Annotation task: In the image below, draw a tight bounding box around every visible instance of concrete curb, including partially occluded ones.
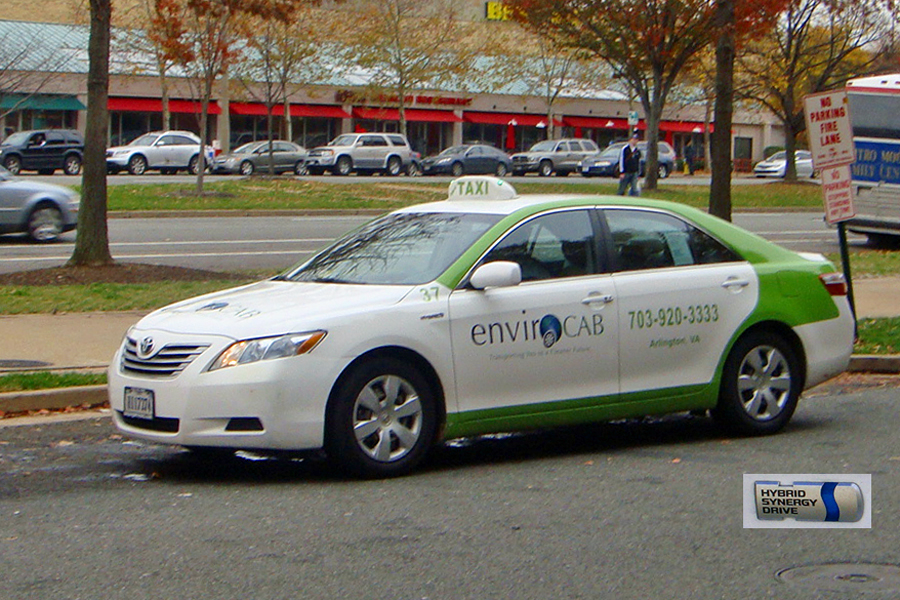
[1,355,898,415]
[0,385,107,414]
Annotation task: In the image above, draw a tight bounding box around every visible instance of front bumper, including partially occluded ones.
[304,155,336,168]
[108,329,338,451]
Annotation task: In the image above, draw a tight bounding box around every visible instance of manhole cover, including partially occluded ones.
[0,359,51,369]
[777,563,900,592]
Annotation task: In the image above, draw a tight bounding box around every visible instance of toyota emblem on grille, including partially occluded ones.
[139,336,155,357]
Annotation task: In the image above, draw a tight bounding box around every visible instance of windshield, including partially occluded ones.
[282,212,502,285]
[599,146,621,158]
[1,132,30,146]
[768,151,787,161]
[328,134,358,147]
[439,146,466,156]
[529,141,557,152]
[130,134,160,147]
[232,142,258,154]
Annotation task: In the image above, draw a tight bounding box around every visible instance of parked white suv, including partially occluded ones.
[304,133,416,176]
[107,131,211,175]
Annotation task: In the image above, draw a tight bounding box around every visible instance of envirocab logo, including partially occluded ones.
[470,313,604,348]
[742,474,871,529]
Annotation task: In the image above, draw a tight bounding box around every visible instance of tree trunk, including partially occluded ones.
[69,0,113,267]
[284,97,293,143]
[709,0,735,222]
[267,107,275,176]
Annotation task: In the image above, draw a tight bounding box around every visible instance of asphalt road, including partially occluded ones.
[1,375,898,599]
[0,211,868,276]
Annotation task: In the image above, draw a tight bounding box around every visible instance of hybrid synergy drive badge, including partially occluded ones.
[743,474,871,529]
[755,481,864,522]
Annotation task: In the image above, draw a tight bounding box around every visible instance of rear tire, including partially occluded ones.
[385,156,402,176]
[294,161,307,176]
[63,154,82,175]
[188,155,200,175]
[712,330,801,436]
[325,357,437,478]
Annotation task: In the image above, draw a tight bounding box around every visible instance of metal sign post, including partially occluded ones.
[804,91,858,321]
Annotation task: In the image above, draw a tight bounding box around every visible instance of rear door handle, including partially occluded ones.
[722,277,751,290]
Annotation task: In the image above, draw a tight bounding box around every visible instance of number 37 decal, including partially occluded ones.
[420,286,440,302]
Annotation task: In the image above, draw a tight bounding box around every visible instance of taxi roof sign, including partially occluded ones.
[447,176,518,201]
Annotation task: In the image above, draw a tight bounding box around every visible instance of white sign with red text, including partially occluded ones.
[804,91,855,169]
[821,164,856,224]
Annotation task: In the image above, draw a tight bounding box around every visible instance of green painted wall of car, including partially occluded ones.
[442,382,715,440]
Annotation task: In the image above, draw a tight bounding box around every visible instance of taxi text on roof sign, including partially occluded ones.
[447,176,518,201]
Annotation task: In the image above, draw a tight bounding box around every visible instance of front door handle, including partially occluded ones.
[582,292,614,306]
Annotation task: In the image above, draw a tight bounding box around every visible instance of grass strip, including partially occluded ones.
[0,371,107,393]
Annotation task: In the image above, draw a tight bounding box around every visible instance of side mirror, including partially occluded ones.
[469,261,522,290]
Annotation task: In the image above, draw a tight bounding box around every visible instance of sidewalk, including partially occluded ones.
[1,277,899,413]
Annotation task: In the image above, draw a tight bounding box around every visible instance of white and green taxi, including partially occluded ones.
[109,177,854,477]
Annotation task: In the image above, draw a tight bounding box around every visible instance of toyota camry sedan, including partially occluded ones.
[109,177,854,477]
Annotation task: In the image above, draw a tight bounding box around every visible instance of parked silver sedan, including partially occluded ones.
[753,150,816,178]
[212,140,308,176]
[0,166,79,242]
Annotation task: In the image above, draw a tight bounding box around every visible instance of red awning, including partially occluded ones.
[465,111,562,127]
[564,116,631,129]
[229,102,284,116]
[660,121,713,133]
[291,104,351,118]
[108,97,221,114]
[352,107,461,122]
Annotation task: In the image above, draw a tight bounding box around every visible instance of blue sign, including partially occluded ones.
[852,139,900,185]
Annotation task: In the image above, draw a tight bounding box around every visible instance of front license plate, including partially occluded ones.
[123,387,155,420]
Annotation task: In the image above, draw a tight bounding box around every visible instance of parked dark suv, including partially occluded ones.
[0,129,84,175]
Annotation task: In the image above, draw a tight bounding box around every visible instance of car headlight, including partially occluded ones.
[208,330,326,371]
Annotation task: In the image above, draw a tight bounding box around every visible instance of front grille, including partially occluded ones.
[121,337,209,378]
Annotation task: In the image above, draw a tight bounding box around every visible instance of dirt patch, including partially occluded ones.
[0,263,246,286]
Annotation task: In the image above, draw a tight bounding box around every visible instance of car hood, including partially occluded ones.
[0,177,77,198]
[135,279,413,339]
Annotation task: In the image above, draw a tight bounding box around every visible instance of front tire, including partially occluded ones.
[658,164,670,179]
[334,155,353,176]
[451,161,464,177]
[326,358,437,478]
[63,154,82,175]
[712,331,801,436]
[406,162,421,177]
[4,155,22,175]
[294,161,307,176]
[27,204,64,243]
[127,155,147,175]
[538,160,553,177]
[240,160,255,176]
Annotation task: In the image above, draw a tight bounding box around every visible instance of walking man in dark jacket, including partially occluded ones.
[617,132,642,196]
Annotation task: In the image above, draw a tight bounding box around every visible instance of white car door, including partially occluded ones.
[449,209,620,415]
[603,208,758,395]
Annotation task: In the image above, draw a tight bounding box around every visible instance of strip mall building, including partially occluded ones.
[0,16,786,170]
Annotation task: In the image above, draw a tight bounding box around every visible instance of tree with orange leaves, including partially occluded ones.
[506,0,786,200]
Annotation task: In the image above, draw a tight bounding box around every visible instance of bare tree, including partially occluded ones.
[232,3,326,174]
[738,0,894,182]
[340,0,481,136]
